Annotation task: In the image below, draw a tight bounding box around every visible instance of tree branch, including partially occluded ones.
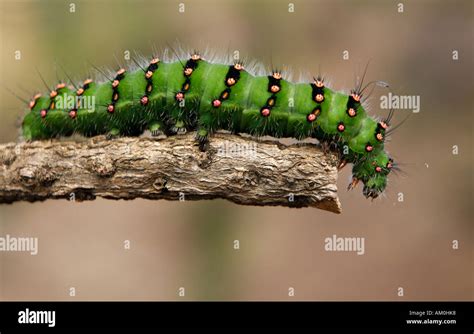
[0,133,341,213]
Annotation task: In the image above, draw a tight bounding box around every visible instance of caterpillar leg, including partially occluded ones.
[170,120,187,135]
[148,121,166,137]
[337,159,348,170]
[347,177,360,191]
[106,127,121,140]
[194,103,239,151]
[196,128,209,152]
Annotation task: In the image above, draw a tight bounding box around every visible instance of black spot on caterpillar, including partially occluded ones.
[22,51,397,199]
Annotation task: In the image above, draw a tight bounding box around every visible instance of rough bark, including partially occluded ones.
[0,133,341,213]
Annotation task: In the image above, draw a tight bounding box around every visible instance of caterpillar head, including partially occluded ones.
[363,173,387,199]
[352,150,393,199]
[364,153,393,199]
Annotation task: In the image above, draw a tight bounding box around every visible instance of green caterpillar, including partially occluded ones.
[22,51,395,199]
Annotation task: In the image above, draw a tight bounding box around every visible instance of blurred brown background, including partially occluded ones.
[0,0,472,300]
